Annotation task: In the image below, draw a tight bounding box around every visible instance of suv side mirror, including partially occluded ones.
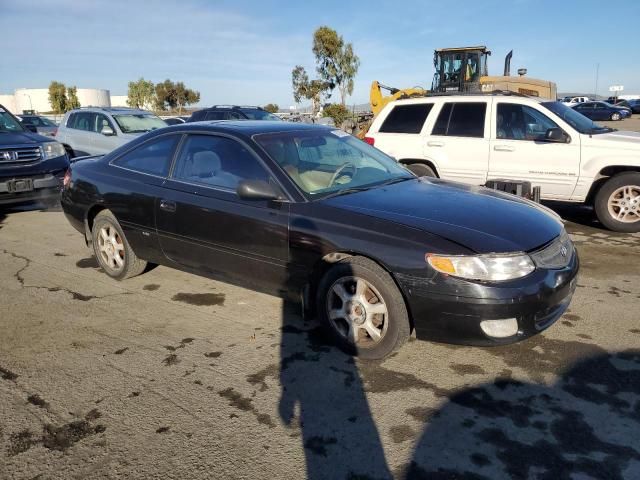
[544,127,569,143]
[101,125,115,136]
[236,179,280,201]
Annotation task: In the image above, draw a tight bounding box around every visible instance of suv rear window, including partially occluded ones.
[432,102,486,138]
[379,104,433,133]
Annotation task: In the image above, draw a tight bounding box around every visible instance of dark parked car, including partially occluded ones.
[18,114,58,137]
[572,101,631,121]
[0,105,69,206]
[188,105,281,122]
[61,122,578,359]
[615,99,640,114]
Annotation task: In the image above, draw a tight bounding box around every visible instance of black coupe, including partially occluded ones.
[61,121,578,358]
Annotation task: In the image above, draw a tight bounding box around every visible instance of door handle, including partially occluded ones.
[427,141,445,147]
[159,200,176,213]
[493,145,515,152]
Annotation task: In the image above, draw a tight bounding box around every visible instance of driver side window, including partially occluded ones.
[496,104,560,141]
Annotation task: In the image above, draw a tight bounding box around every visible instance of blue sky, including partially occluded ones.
[2,0,639,107]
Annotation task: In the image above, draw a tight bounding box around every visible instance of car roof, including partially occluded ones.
[67,107,151,115]
[389,92,544,106]
[159,120,334,136]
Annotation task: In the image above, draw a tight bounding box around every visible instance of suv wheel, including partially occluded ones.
[317,256,410,359]
[406,163,436,178]
[91,210,147,279]
[594,173,640,232]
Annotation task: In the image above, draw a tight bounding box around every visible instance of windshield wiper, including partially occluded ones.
[375,176,413,187]
[320,185,375,200]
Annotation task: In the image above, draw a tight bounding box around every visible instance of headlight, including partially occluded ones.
[427,252,535,281]
[41,142,66,160]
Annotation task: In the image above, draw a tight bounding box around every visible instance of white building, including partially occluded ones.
[0,88,111,114]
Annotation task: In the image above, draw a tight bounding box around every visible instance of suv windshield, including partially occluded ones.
[113,114,167,134]
[255,129,413,199]
[541,101,611,134]
[0,108,26,132]
[241,109,281,121]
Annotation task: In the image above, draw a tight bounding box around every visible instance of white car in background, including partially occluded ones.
[560,96,591,106]
[55,107,167,157]
[364,93,640,232]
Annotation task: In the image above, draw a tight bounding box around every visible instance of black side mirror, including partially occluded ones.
[545,127,569,143]
[236,179,281,201]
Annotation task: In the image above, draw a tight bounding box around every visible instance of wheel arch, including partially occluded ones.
[398,158,440,177]
[304,250,416,333]
[84,204,108,246]
[586,167,640,204]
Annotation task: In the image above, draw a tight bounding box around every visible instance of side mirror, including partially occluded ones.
[236,179,281,201]
[101,125,115,136]
[544,127,569,143]
[25,124,38,133]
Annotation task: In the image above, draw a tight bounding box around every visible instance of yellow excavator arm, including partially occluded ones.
[370,81,428,116]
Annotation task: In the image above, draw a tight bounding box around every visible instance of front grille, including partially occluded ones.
[530,230,574,269]
[0,146,42,164]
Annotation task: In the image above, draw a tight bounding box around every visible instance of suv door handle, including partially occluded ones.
[493,145,515,152]
[159,200,176,213]
[427,141,445,147]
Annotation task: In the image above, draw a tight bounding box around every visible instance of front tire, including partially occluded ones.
[91,210,147,279]
[406,163,436,178]
[594,173,640,232]
[610,112,621,121]
[316,256,410,359]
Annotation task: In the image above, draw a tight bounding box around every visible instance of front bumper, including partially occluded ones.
[0,171,64,205]
[397,252,579,346]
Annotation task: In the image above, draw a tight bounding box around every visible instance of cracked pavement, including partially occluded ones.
[0,206,639,479]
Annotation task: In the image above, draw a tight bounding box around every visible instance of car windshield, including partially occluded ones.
[241,109,281,121]
[255,129,414,199]
[0,109,25,132]
[541,101,611,134]
[113,114,167,133]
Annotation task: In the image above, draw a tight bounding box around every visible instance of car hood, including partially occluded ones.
[585,130,640,151]
[323,178,563,253]
[0,131,52,145]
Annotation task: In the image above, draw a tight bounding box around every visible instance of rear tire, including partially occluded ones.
[594,173,640,232]
[316,256,410,359]
[610,112,621,121]
[406,163,436,178]
[91,210,147,279]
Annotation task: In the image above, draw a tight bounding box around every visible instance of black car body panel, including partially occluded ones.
[0,107,69,205]
[61,121,578,346]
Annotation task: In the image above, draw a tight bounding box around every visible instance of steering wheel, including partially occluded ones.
[328,162,356,187]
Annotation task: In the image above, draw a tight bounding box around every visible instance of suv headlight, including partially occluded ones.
[41,142,66,160]
[427,252,535,281]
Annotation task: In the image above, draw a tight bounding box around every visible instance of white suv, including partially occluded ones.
[56,107,167,158]
[365,93,640,232]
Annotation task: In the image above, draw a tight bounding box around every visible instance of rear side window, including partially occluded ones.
[205,111,226,120]
[67,112,96,131]
[379,104,433,133]
[432,102,486,138]
[112,135,179,177]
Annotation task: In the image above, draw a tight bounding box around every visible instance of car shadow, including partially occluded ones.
[542,201,606,232]
[405,350,640,479]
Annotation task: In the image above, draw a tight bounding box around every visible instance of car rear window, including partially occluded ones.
[379,104,433,133]
[432,102,486,138]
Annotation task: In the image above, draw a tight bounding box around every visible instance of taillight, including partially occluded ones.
[363,136,375,146]
[63,169,72,188]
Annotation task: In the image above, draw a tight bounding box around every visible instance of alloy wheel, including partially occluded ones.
[607,185,640,223]
[97,223,125,271]
[326,276,389,347]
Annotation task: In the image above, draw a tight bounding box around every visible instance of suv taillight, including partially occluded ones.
[364,136,375,146]
[63,169,72,188]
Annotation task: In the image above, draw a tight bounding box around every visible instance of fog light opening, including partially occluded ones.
[480,318,519,338]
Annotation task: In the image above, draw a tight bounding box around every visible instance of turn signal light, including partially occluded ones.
[363,136,375,146]
[63,169,72,188]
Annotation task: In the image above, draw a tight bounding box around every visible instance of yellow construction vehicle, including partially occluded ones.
[368,46,557,119]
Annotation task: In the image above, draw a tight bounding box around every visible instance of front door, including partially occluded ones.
[93,113,120,154]
[156,133,289,294]
[489,102,580,200]
[423,101,490,185]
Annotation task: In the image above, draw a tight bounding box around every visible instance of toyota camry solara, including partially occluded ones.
[61,121,579,359]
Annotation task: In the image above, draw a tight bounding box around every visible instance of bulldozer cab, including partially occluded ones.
[432,46,490,93]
